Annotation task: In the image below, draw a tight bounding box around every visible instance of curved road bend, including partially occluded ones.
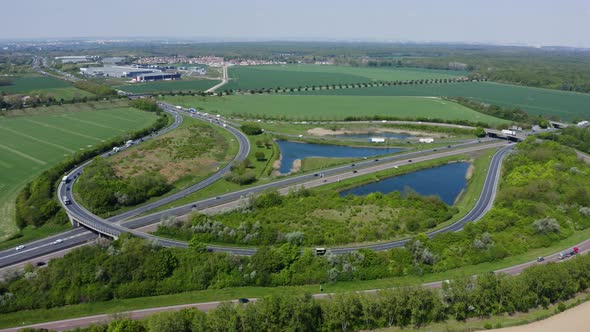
[0,102,249,268]
[4,231,589,332]
[0,140,508,268]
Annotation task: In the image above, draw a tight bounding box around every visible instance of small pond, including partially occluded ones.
[339,162,470,205]
[276,140,402,174]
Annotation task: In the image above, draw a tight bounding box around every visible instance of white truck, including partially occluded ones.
[501,129,516,136]
[125,140,134,147]
[63,196,71,205]
[62,175,69,183]
[112,147,120,153]
[175,105,182,110]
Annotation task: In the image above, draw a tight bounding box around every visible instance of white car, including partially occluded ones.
[15,245,25,251]
[53,239,63,245]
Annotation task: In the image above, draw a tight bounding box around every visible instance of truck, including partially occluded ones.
[63,196,71,205]
[175,105,182,110]
[125,140,134,147]
[62,175,69,183]
[501,129,516,136]
[559,246,580,259]
[112,147,120,153]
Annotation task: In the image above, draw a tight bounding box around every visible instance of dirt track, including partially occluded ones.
[491,300,590,332]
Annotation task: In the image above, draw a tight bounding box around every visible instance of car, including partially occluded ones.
[15,245,25,251]
[36,261,46,267]
[238,298,250,304]
[408,159,412,162]
[374,159,379,162]
[433,149,437,151]
[536,256,545,262]
[314,173,319,177]
[448,145,452,148]
[215,196,220,200]
[351,164,355,167]
[53,239,63,245]
[352,170,358,173]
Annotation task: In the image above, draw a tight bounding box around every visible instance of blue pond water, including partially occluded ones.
[340,162,469,205]
[333,132,412,140]
[276,140,402,174]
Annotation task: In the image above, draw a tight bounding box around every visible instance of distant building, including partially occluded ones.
[369,137,386,143]
[134,72,181,82]
[80,65,160,78]
[419,138,434,143]
[577,120,589,128]
[55,55,98,63]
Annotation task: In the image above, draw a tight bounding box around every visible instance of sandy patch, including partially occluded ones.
[290,159,302,173]
[490,300,590,332]
[306,127,447,138]
[465,162,475,180]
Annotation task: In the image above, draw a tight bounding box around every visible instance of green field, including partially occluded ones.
[289,81,590,122]
[224,65,466,91]
[114,79,220,94]
[0,75,93,99]
[162,94,510,125]
[0,104,158,240]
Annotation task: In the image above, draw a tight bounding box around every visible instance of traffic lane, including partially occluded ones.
[127,142,507,254]
[0,231,96,269]
[123,140,504,230]
[6,241,590,332]
[0,228,86,260]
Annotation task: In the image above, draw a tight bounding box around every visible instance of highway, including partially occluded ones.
[0,104,512,268]
[0,138,510,270]
[3,228,589,332]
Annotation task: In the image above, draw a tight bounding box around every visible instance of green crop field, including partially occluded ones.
[114,79,220,94]
[162,94,509,125]
[0,75,93,99]
[289,81,590,122]
[0,104,158,240]
[224,65,466,91]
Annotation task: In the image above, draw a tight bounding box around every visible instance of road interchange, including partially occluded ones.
[0,101,514,269]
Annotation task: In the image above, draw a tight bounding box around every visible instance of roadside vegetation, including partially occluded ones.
[76,116,233,215]
[538,126,590,154]
[3,140,590,318]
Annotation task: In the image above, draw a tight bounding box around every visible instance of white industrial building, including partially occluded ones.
[80,65,161,78]
[55,55,98,63]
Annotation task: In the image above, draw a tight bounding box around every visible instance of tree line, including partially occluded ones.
[18,252,590,332]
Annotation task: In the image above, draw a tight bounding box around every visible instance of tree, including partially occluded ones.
[474,127,487,138]
[254,151,266,161]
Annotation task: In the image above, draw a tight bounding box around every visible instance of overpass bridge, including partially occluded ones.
[485,129,527,141]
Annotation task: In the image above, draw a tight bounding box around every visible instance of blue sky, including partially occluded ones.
[2,0,589,47]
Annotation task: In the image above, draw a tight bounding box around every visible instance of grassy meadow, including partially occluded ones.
[0,75,93,100]
[162,94,510,125]
[0,102,158,240]
[289,81,590,121]
[224,64,466,91]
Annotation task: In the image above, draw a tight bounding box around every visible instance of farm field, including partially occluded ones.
[114,78,220,94]
[0,75,93,99]
[224,64,466,91]
[0,104,159,240]
[289,81,590,121]
[162,94,510,125]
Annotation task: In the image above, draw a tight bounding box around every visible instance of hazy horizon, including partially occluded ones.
[2,0,589,48]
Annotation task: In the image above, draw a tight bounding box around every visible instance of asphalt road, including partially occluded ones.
[0,137,507,268]
[4,235,588,332]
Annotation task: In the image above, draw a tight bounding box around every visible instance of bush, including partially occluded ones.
[532,217,560,234]
[254,151,266,161]
[241,124,263,135]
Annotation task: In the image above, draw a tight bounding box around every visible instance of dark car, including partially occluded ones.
[353,170,358,173]
[536,257,545,262]
[351,164,356,167]
[408,159,412,162]
[374,159,379,162]
[238,298,250,304]
[36,261,46,267]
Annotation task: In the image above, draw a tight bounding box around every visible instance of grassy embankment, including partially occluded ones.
[0,100,159,246]
[72,114,239,218]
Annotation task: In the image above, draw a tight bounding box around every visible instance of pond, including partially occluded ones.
[276,140,402,174]
[340,162,470,205]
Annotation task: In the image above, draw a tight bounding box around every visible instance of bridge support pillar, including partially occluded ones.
[67,214,80,228]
